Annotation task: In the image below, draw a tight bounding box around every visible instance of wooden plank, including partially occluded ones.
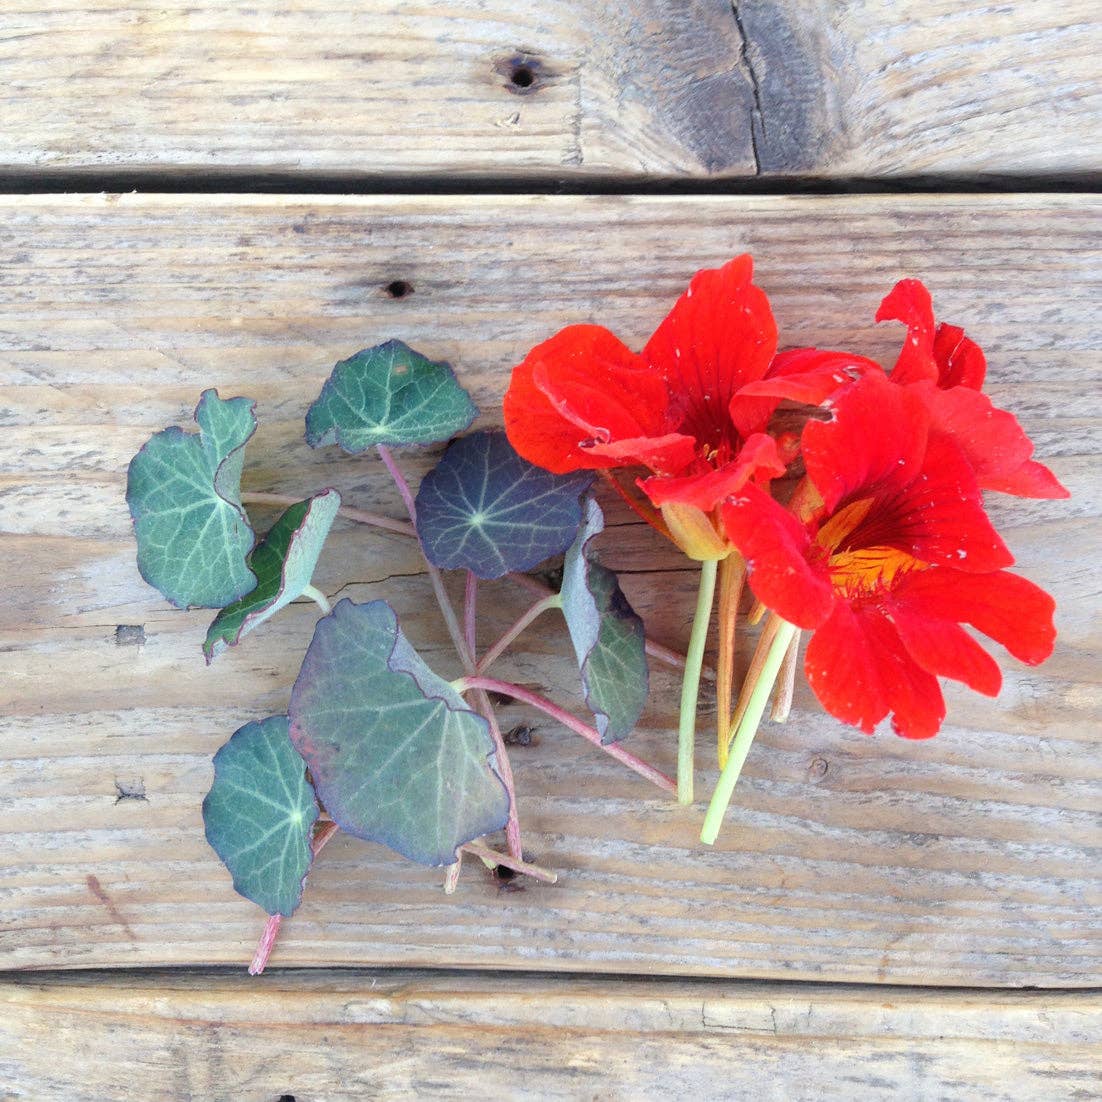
[1,2,1099,179]
[0,194,1099,985]
[1,970,1099,1101]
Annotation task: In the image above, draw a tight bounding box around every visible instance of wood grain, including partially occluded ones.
[0,194,1099,985]
[1,970,1099,1101]
[1,1,1098,178]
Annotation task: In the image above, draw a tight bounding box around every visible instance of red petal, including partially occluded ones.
[582,432,699,476]
[640,433,787,511]
[887,432,1014,573]
[643,255,779,447]
[889,600,1002,696]
[805,603,945,739]
[737,348,885,405]
[985,459,1069,499]
[915,382,1070,500]
[503,325,667,474]
[876,279,939,385]
[802,371,930,511]
[932,323,987,390]
[721,483,834,628]
[891,569,1056,666]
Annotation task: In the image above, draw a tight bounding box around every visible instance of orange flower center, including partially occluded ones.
[814,497,928,597]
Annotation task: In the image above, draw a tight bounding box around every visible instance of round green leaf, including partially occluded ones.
[126,389,258,609]
[415,429,594,579]
[202,715,320,917]
[560,498,649,743]
[305,340,477,451]
[203,489,341,662]
[288,599,509,867]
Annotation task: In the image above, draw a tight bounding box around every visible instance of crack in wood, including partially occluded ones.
[730,1,765,176]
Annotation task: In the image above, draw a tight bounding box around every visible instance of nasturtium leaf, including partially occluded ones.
[203,489,342,662]
[560,498,649,743]
[415,429,594,579]
[126,389,258,609]
[202,715,320,917]
[305,340,477,451]
[288,599,509,867]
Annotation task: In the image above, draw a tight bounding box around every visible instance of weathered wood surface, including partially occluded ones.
[1,194,1098,986]
[2,2,1099,179]
[1,970,1099,1102]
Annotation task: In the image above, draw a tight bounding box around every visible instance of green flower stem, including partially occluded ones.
[700,618,798,846]
[677,558,719,806]
[300,583,331,615]
[476,592,562,674]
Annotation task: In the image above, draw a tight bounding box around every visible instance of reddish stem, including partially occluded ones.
[376,445,523,862]
[507,571,713,682]
[241,491,415,538]
[248,819,341,975]
[455,675,676,795]
[249,486,704,681]
[464,572,478,659]
[476,592,561,674]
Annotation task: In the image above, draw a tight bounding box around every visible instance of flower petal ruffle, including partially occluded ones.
[503,324,671,474]
[643,255,779,447]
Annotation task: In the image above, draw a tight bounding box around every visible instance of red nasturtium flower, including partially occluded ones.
[740,278,1069,502]
[503,255,788,560]
[722,371,1058,739]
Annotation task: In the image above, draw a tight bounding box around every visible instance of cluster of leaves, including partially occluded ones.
[127,341,651,935]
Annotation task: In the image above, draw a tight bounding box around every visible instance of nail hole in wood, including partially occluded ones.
[385,279,413,299]
[495,52,551,96]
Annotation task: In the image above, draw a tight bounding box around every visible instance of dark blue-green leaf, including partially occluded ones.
[126,389,258,608]
[560,498,649,743]
[288,599,509,867]
[305,340,477,451]
[202,715,319,917]
[415,429,593,579]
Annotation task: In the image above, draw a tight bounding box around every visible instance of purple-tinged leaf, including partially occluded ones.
[560,499,649,743]
[202,715,319,917]
[415,429,594,579]
[289,599,509,867]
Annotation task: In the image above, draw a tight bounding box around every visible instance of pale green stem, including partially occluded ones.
[300,583,331,615]
[677,558,718,806]
[476,592,562,674]
[700,619,798,845]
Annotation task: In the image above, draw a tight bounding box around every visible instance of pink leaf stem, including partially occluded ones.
[376,445,523,861]
[248,819,341,975]
[241,490,414,537]
[454,675,676,795]
[464,571,478,659]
